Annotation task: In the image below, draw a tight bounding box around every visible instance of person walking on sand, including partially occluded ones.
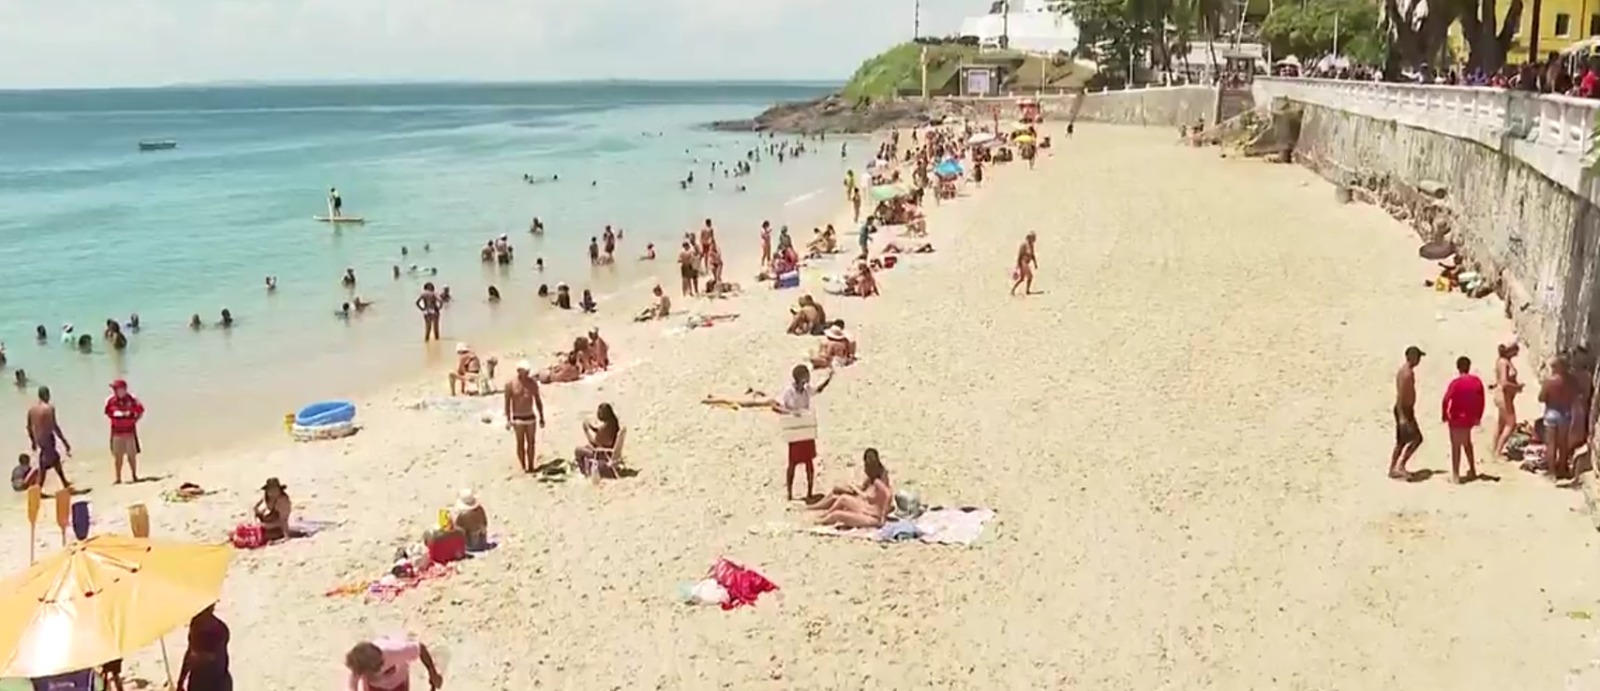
[1010,232,1038,296]
[104,379,144,484]
[1539,356,1577,479]
[504,361,546,473]
[759,221,773,268]
[1389,346,1425,479]
[1493,340,1524,456]
[415,282,442,342]
[775,364,833,501]
[1442,355,1486,484]
[344,636,443,691]
[27,386,72,492]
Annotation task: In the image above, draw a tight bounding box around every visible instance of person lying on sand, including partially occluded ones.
[701,388,773,409]
[253,477,292,541]
[704,279,742,299]
[448,343,484,396]
[635,285,672,322]
[810,322,856,369]
[809,448,892,528]
[786,295,827,336]
[686,313,740,330]
[882,241,934,254]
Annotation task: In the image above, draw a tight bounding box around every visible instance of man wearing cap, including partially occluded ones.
[104,379,145,484]
[504,360,546,473]
[1390,346,1425,479]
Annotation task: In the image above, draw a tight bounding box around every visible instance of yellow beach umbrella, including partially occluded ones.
[1014,134,1037,144]
[0,535,232,678]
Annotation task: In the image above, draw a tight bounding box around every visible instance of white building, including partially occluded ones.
[958,0,1080,55]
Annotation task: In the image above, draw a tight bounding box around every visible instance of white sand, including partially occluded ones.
[6,124,1599,690]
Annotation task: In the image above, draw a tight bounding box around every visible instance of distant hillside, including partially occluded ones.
[841,42,1091,103]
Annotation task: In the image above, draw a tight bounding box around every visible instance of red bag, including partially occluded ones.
[230,523,265,549]
[427,531,467,564]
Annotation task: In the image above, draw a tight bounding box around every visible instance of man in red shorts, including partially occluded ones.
[1442,355,1486,484]
[776,364,833,501]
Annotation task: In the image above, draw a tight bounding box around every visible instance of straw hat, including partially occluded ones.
[454,488,478,512]
[455,342,470,354]
[261,477,287,492]
[824,325,847,341]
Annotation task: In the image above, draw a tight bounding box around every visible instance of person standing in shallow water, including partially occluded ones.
[415,282,442,342]
[1389,346,1424,479]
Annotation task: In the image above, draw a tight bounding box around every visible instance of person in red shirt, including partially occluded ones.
[104,379,144,484]
[1442,356,1486,484]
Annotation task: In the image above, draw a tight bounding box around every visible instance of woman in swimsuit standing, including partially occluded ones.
[1493,340,1524,456]
[415,282,442,342]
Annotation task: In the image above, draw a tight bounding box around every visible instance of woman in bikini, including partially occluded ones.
[1010,232,1038,296]
[415,282,442,342]
[809,448,893,528]
[1493,340,1524,456]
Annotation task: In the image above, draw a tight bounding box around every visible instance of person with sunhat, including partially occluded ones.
[451,488,489,551]
[504,360,545,473]
[253,477,292,542]
[104,378,144,484]
[447,343,483,396]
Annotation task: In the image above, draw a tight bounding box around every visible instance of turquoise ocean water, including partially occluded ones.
[0,82,851,459]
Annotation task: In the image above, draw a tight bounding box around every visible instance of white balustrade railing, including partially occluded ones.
[1253,77,1599,200]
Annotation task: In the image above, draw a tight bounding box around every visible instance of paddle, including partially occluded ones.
[54,490,70,546]
[25,484,41,564]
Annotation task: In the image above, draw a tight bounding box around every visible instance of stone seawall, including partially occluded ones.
[1290,102,1600,360]
[1071,86,1217,127]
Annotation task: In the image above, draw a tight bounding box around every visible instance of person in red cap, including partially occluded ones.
[104,379,144,484]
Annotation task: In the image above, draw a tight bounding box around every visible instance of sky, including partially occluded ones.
[0,0,980,89]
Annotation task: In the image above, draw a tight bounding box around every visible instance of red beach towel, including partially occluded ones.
[709,558,778,610]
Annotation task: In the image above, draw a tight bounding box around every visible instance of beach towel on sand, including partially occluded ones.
[807,507,996,546]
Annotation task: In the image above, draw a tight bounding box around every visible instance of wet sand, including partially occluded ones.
[7,124,1599,690]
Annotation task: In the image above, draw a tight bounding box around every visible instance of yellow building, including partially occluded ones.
[1450,0,1600,62]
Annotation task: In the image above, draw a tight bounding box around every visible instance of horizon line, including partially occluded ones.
[0,77,847,94]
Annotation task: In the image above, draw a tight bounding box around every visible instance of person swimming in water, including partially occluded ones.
[219,309,234,329]
[189,314,202,330]
[487,286,502,303]
[34,325,46,342]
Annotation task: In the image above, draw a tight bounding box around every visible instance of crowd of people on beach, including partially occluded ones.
[4,117,1056,690]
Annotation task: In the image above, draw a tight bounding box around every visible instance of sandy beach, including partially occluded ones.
[8,123,1600,690]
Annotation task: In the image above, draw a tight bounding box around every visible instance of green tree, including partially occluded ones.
[1261,0,1385,66]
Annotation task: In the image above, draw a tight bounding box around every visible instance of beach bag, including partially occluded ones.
[230,523,265,549]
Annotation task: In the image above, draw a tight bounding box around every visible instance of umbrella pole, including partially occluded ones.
[160,636,174,689]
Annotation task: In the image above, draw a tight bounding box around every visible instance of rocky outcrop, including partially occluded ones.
[708,95,971,135]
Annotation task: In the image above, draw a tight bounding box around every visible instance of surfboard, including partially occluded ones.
[313,216,366,224]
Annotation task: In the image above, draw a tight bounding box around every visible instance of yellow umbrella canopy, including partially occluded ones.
[0,535,231,678]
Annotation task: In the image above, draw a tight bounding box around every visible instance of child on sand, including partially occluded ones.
[11,453,36,491]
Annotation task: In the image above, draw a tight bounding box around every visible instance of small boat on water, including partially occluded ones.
[137,140,178,152]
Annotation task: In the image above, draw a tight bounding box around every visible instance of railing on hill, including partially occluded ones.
[1252,77,1599,199]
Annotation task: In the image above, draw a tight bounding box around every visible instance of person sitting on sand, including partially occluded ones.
[844,261,879,297]
[253,477,292,541]
[579,289,598,314]
[574,403,623,478]
[448,343,484,396]
[552,284,573,310]
[640,243,656,261]
[451,488,489,551]
[12,453,36,492]
[635,285,672,322]
[786,296,827,336]
[805,227,838,257]
[808,448,892,528]
[588,329,610,369]
[883,241,934,254]
[810,322,856,369]
[352,296,373,312]
[345,637,444,691]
